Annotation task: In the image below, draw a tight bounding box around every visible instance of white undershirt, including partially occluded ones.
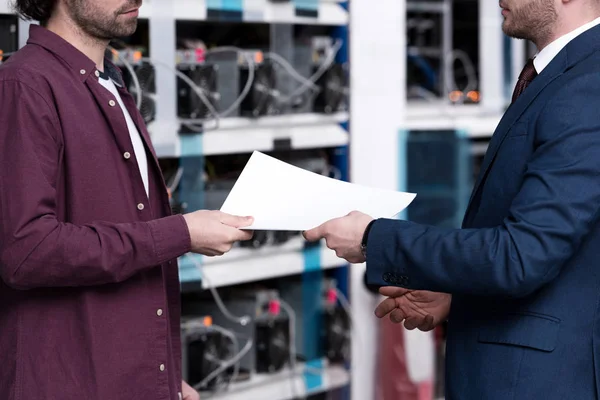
[98,76,150,198]
[533,16,600,74]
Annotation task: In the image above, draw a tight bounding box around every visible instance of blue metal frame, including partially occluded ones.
[330,5,352,398]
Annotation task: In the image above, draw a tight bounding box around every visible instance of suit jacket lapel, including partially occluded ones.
[461,54,567,227]
[463,20,600,227]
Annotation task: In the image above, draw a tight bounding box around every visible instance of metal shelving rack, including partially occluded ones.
[406,0,453,101]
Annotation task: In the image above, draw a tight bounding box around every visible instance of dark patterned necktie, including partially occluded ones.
[511,58,538,103]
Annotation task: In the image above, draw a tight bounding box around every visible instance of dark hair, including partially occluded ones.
[12,0,57,25]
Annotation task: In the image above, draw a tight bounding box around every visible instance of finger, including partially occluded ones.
[390,308,407,324]
[220,212,254,228]
[303,224,325,242]
[374,297,398,318]
[378,286,412,297]
[418,315,436,332]
[404,316,421,330]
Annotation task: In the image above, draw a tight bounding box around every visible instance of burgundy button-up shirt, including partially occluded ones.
[0,25,192,400]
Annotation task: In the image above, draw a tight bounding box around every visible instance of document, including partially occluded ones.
[220,151,416,231]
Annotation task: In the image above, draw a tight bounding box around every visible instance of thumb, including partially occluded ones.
[378,286,412,297]
[303,225,324,242]
[220,212,254,228]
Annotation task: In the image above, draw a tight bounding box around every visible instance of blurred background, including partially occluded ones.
[0,1,533,399]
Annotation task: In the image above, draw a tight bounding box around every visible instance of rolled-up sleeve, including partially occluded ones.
[0,78,191,290]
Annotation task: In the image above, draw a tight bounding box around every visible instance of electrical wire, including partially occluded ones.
[105,43,345,133]
[182,320,240,392]
[167,166,184,194]
[182,254,255,393]
[263,51,320,91]
[204,46,256,119]
[333,287,366,367]
[141,56,221,132]
[275,39,343,104]
[204,324,241,390]
[196,336,253,391]
[172,46,256,132]
[184,253,252,326]
[279,299,305,400]
[445,49,478,96]
[182,258,353,399]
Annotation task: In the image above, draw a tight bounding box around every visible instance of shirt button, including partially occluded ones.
[80,69,86,75]
[123,152,131,159]
[95,70,100,77]
[157,309,163,316]
[109,100,116,107]
[159,364,165,372]
[137,203,145,210]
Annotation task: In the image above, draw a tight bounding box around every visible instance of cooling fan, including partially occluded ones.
[255,315,291,373]
[128,62,156,124]
[240,60,279,117]
[323,307,351,364]
[177,64,219,120]
[313,63,348,114]
[186,325,235,391]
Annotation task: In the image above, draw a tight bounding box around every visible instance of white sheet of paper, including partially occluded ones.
[220,151,417,231]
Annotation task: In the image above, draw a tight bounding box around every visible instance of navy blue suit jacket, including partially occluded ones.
[367,25,600,400]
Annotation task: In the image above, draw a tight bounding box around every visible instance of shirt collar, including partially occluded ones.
[533,16,600,73]
[26,24,123,86]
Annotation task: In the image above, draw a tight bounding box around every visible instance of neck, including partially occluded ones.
[45,14,108,72]
[536,9,600,51]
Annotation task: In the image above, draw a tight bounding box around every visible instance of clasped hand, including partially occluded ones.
[374,287,451,331]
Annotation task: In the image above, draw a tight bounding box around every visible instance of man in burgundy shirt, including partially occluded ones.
[0,1,253,399]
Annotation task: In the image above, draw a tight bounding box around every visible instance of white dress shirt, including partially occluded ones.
[533,16,600,73]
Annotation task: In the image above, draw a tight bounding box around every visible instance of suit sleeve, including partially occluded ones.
[0,79,191,290]
[365,73,600,298]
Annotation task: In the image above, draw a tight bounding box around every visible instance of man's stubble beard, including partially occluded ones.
[502,0,557,45]
[66,0,138,41]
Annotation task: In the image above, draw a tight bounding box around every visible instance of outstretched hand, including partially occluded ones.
[303,211,374,264]
[374,287,451,331]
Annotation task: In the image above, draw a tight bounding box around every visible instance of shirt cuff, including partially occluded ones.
[147,215,192,264]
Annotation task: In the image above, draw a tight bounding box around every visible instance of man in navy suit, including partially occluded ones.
[305,1,600,398]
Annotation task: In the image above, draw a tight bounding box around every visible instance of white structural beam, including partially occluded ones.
[0,0,10,14]
[148,0,179,148]
[18,21,36,49]
[480,0,506,112]
[511,38,527,90]
[349,0,406,399]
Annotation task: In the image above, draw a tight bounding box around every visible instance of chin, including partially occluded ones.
[502,24,525,40]
[115,24,138,38]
